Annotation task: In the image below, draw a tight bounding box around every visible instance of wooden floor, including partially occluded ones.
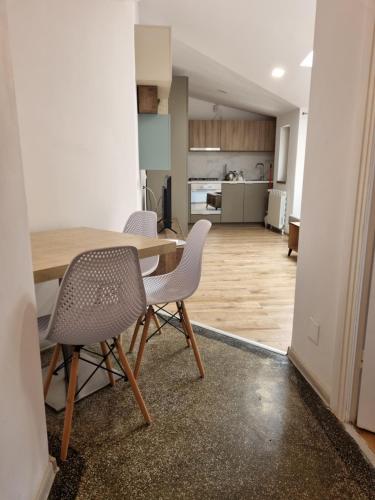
[356,427,375,454]
[184,224,297,352]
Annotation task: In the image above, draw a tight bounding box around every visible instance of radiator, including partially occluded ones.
[266,189,287,231]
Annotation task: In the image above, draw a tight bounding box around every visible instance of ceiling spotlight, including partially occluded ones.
[271,67,285,78]
[300,51,313,67]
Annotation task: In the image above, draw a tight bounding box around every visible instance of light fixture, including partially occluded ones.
[190,147,221,152]
[271,67,285,78]
[300,51,313,67]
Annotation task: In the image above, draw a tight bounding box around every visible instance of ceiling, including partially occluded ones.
[139,0,316,116]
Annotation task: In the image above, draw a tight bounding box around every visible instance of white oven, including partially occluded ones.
[190,182,222,215]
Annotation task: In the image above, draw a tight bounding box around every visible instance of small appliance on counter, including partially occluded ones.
[224,170,244,181]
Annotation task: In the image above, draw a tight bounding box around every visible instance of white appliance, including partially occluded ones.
[190,181,222,215]
[266,189,287,231]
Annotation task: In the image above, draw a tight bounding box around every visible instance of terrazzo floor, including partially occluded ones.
[46,324,375,499]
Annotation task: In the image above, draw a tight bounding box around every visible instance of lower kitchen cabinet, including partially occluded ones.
[221,183,245,223]
[188,182,269,224]
[243,183,269,223]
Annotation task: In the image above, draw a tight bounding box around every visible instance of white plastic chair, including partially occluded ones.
[129,220,212,379]
[42,246,152,461]
[124,210,159,276]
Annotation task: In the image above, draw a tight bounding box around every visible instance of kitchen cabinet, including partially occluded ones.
[189,120,221,150]
[220,120,276,152]
[137,85,158,113]
[138,114,171,170]
[288,222,300,256]
[221,183,245,223]
[243,183,269,223]
[188,182,269,224]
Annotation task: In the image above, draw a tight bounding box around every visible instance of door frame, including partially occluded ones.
[331,27,375,423]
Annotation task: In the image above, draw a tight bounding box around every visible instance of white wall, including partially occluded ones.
[291,0,375,400]
[273,108,306,226]
[188,97,271,120]
[7,0,141,233]
[292,112,308,218]
[7,0,141,315]
[0,2,50,498]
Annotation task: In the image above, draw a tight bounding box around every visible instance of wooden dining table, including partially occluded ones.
[31,226,176,411]
[31,226,176,283]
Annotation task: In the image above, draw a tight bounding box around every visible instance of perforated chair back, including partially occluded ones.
[172,219,211,298]
[124,211,159,276]
[46,247,146,345]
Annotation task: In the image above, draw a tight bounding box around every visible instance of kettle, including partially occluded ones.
[224,171,236,181]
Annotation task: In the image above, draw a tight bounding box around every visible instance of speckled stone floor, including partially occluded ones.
[46,325,375,500]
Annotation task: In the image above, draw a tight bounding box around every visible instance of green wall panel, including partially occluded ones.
[138,114,171,170]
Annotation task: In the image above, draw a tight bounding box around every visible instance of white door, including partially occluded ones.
[357,256,375,432]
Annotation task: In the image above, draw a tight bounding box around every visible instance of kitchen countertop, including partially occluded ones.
[188,180,270,184]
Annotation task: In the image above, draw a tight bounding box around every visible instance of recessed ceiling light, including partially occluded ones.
[300,51,313,67]
[271,67,285,78]
[217,89,228,94]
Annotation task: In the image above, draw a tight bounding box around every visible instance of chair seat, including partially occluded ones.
[144,274,188,305]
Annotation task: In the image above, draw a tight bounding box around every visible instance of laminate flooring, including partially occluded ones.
[185,224,297,352]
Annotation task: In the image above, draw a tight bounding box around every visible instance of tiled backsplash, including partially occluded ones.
[188,152,274,180]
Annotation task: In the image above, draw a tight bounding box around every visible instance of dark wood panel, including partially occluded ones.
[137,85,158,114]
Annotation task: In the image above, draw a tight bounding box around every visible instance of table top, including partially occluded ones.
[31,227,176,284]
[290,221,301,228]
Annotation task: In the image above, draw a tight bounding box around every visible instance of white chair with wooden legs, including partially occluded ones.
[129,220,212,379]
[124,210,163,342]
[124,210,159,277]
[41,246,152,461]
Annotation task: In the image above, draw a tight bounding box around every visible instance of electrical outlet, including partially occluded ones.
[308,317,320,345]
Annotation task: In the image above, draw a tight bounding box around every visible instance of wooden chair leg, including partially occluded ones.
[43,344,61,398]
[100,342,116,386]
[180,301,205,378]
[151,307,162,334]
[176,302,190,348]
[61,350,80,461]
[134,306,153,379]
[114,337,152,424]
[129,315,144,353]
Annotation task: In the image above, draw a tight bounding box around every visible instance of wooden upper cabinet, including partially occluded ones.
[262,120,276,151]
[220,119,276,152]
[189,120,221,149]
[220,121,246,151]
[189,119,276,151]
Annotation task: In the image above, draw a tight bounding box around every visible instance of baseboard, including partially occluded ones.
[287,347,330,406]
[33,456,58,500]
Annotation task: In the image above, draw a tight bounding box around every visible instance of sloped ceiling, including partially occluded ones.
[139,0,316,116]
